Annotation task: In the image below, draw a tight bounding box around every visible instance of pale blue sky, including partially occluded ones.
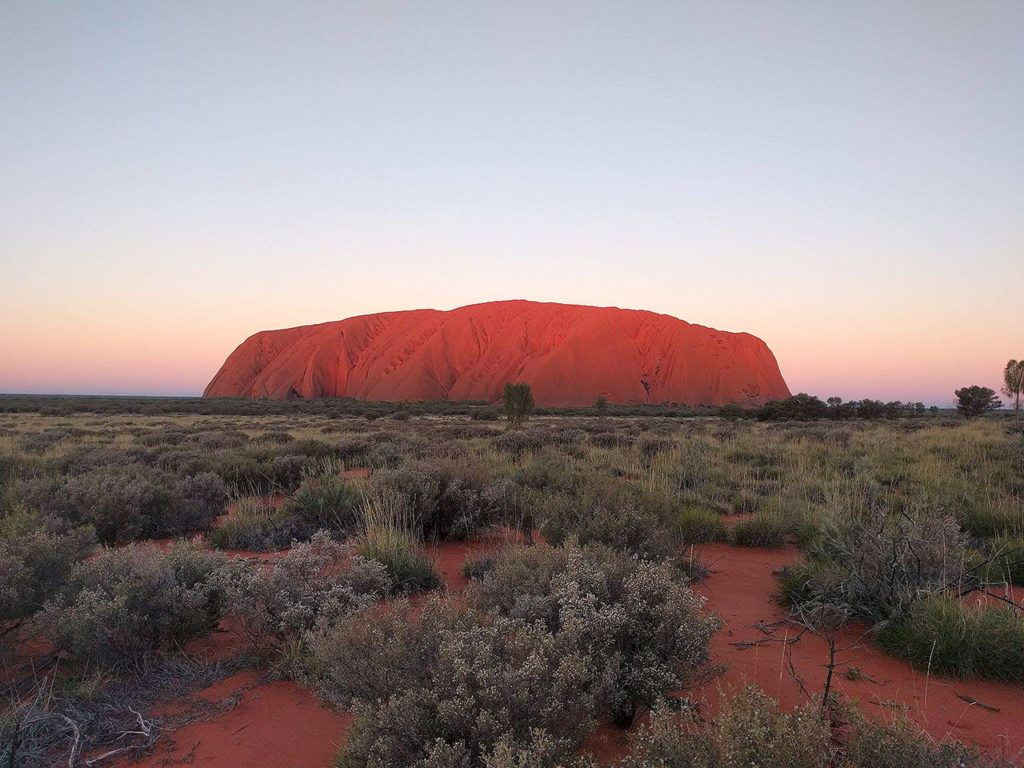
[2,1,1022,403]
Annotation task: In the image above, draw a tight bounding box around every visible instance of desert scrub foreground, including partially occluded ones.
[1,407,1022,766]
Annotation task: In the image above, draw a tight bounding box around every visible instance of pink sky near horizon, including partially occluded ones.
[2,2,1022,406]
[3,278,1018,407]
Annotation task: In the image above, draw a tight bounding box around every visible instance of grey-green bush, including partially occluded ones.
[468,542,718,725]
[39,542,230,665]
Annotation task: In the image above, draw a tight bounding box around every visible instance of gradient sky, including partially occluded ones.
[2,2,1022,405]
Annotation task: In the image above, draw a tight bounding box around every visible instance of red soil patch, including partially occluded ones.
[222,493,287,518]
[117,671,352,768]
[687,543,1024,762]
[425,527,525,591]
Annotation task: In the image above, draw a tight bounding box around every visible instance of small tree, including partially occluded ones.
[1003,359,1024,416]
[594,394,609,419]
[955,385,1002,419]
[503,383,534,428]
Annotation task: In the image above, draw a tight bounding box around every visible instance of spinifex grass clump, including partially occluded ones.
[978,534,1024,586]
[209,497,294,551]
[731,511,790,548]
[283,473,361,533]
[878,595,1024,682]
[354,486,441,594]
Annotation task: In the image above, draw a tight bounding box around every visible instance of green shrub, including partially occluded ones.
[731,511,789,548]
[494,430,542,458]
[24,466,227,543]
[209,499,295,551]
[283,474,361,533]
[171,472,229,531]
[53,466,180,543]
[980,535,1024,586]
[39,542,230,665]
[470,407,500,421]
[674,505,727,544]
[878,595,1024,682]
[311,600,450,709]
[543,495,685,562]
[355,527,440,594]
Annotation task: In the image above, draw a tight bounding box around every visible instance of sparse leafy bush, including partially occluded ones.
[622,687,830,768]
[471,407,500,421]
[838,701,996,768]
[23,466,228,543]
[542,494,685,562]
[619,686,996,768]
[172,472,229,530]
[783,506,969,625]
[462,553,496,581]
[367,458,513,540]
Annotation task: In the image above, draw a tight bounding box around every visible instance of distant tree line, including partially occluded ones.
[724,394,935,422]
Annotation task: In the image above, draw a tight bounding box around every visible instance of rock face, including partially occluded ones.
[204,300,790,407]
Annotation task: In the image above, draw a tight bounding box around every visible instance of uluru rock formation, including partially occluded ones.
[204,300,790,407]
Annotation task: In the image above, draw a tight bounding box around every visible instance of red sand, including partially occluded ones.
[687,543,1024,762]
[204,300,790,406]
[119,671,352,768]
